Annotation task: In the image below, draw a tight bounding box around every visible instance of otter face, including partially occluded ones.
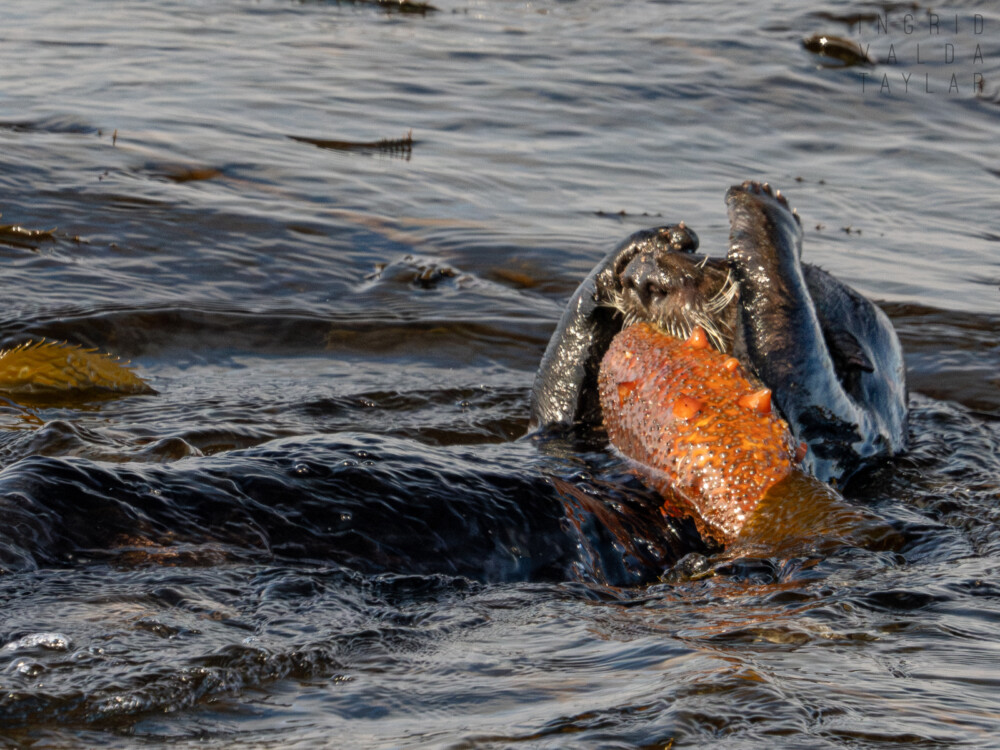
[596,225,738,353]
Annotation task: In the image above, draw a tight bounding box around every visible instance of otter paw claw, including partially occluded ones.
[730,181,801,227]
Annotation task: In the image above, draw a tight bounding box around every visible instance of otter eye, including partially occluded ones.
[657,223,699,254]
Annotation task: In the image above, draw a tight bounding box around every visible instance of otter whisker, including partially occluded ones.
[691,310,728,351]
[666,316,691,342]
[705,269,737,314]
[602,247,737,355]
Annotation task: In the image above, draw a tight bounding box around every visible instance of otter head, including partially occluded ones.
[596,223,738,353]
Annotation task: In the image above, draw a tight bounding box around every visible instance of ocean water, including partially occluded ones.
[0,0,999,747]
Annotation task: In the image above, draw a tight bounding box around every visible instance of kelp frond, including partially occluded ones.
[0,339,154,395]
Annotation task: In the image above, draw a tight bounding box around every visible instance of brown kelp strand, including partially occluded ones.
[802,34,873,66]
[0,340,154,396]
[0,216,57,248]
[289,130,415,158]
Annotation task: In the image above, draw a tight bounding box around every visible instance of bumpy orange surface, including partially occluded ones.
[599,322,802,545]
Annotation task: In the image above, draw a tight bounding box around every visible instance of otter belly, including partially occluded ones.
[598,322,803,545]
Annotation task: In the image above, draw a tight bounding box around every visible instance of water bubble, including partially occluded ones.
[12,660,45,677]
[3,633,72,653]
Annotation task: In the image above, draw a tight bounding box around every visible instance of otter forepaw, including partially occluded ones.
[732,181,801,227]
[726,181,805,272]
[657,222,700,254]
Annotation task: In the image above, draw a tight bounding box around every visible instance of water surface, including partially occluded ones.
[1,0,999,747]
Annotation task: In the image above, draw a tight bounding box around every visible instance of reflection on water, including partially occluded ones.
[1,0,999,747]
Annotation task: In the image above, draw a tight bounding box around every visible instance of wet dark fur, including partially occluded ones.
[530,182,908,485]
[726,182,907,483]
[602,234,738,353]
[528,223,705,430]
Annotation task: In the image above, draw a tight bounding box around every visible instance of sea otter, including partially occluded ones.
[530,181,907,494]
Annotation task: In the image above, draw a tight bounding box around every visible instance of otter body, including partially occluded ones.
[530,182,907,486]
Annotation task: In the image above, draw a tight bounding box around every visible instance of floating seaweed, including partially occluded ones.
[0,214,57,249]
[0,339,155,397]
[802,34,874,68]
[802,34,873,67]
[148,163,225,183]
[593,209,664,219]
[0,117,97,135]
[289,130,415,158]
[376,0,436,13]
[300,0,437,14]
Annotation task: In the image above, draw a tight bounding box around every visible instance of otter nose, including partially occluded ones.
[622,254,671,308]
